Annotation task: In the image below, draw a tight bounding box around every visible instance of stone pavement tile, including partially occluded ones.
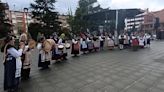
[102,72,110,77]
[71,81,87,90]
[108,70,118,74]
[90,80,107,89]
[35,78,47,82]
[155,83,164,90]
[65,78,79,84]
[139,69,149,74]
[121,78,135,85]
[55,81,68,88]
[149,72,163,77]
[127,75,141,81]
[149,87,164,92]
[114,67,124,72]
[0,89,4,92]
[123,70,132,74]
[101,77,114,85]
[76,75,88,80]
[41,86,55,92]
[143,67,153,71]
[159,79,164,84]
[124,87,145,92]
[19,84,43,92]
[60,86,74,92]
[38,82,51,87]
[87,72,95,77]
[117,72,129,78]
[140,78,155,87]
[101,67,109,71]
[101,85,119,92]
[144,75,158,81]
[94,75,104,80]
[119,80,132,86]
[78,87,95,92]
[110,75,121,81]
[132,82,149,91]
[49,78,63,84]
[84,77,96,84]
[111,81,128,90]
[85,73,96,78]
[76,84,95,92]
[133,72,145,77]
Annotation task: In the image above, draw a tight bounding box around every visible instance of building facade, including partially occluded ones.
[142,9,164,34]
[9,11,34,36]
[125,9,164,34]
[124,12,147,31]
[84,8,144,34]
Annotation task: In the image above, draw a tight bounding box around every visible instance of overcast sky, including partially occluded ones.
[1,0,164,14]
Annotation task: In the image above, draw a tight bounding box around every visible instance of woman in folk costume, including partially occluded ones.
[52,37,63,61]
[138,36,145,48]
[145,33,151,47]
[62,39,70,60]
[131,35,139,51]
[107,36,115,50]
[104,35,109,49]
[71,38,80,56]
[80,37,88,54]
[15,42,23,90]
[119,35,124,50]
[1,36,24,92]
[87,37,94,52]
[93,36,100,52]
[124,34,130,49]
[37,37,53,69]
[21,39,36,80]
[56,36,68,60]
[99,35,105,50]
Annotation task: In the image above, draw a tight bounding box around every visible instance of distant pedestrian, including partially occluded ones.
[71,38,80,56]
[93,37,100,52]
[146,34,151,47]
[107,36,114,50]
[139,36,145,48]
[99,35,105,50]
[119,35,124,50]
[80,38,88,54]
[124,34,130,48]
[131,36,139,51]
[87,37,94,52]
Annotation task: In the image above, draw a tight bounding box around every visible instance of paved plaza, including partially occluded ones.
[1,41,164,92]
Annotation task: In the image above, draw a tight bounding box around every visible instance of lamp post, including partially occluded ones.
[114,10,119,45]
[24,8,28,33]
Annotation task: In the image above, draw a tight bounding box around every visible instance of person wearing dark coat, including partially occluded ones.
[1,36,24,92]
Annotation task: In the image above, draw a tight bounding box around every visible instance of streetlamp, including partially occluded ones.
[24,8,28,33]
[114,10,119,45]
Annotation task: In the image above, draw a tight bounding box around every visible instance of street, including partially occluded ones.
[1,41,164,92]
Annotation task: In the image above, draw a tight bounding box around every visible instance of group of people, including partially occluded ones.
[1,33,36,92]
[118,33,151,51]
[1,32,152,92]
[72,32,151,54]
